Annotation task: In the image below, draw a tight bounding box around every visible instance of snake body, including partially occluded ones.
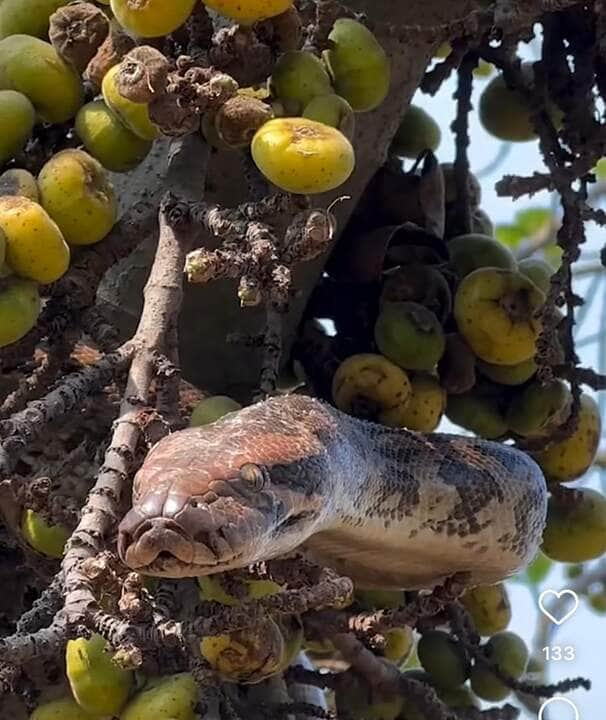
[117,395,548,589]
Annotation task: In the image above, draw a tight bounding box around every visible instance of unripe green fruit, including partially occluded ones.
[471,632,528,702]
[120,673,198,720]
[190,395,242,426]
[476,357,537,386]
[0,277,39,347]
[302,94,355,140]
[0,35,83,123]
[102,64,159,141]
[66,634,134,717]
[448,233,516,278]
[0,90,35,166]
[323,19,390,112]
[383,626,414,665]
[507,379,572,439]
[75,100,152,172]
[374,301,446,372]
[354,588,406,610]
[0,0,64,40]
[0,168,39,202]
[418,630,470,690]
[542,488,606,562]
[518,257,553,294]
[446,392,508,440]
[270,51,333,116]
[30,696,94,720]
[391,105,441,159]
[20,507,68,558]
[461,584,511,636]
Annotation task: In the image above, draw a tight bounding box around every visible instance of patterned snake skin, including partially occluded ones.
[118,395,548,589]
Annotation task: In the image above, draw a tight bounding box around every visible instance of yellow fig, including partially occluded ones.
[383,626,414,666]
[397,373,446,432]
[202,0,292,24]
[331,353,412,426]
[21,507,69,559]
[0,196,70,283]
[0,0,65,40]
[110,0,197,37]
[251,117,354,194]
[75,100,153,172]
[102,64,160,141]
[120,673,198,720]
[454,268,544,365]
[38,149,118,246]
[66,634,134,717]
[0,35,83,123]
[0,90,35,165]
[30,696,94,720]
[197,573,282,605]
[461,584,512,637]
[532,394,601,482]
[0,168,39,202]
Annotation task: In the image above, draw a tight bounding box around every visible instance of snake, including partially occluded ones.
[117,394,548,589]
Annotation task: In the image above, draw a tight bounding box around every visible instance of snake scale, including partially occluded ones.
[118,394,548,589]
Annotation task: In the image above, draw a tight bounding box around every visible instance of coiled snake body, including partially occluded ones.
[118,395,548,589]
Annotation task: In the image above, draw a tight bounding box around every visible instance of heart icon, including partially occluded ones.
[538,589,580,626]
[538,697,579,720]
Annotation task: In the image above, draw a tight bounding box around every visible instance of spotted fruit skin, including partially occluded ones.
[461,584,511,636]
[66,634,134,717]
[0,90,35,165]
[331,353,412,427]
[0,277,40,348]
[21,508,69,558]
[532,393,601,482]
[102,64,159,141]
[202,0,293,24]
[251,117,354,194]
[120,673,198,720]
[397,373,446,432]
[110,0,197,37]
[38,149,118,246]
[75,100,152,172]
[29,696,94,720]
[323,19,390,112]
[0,168,39,202]
[0,196,69,283]
[0,35,83,123]
[0,0,65,40]
[454,268,544,365]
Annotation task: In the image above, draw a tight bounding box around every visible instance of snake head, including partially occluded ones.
[117,397,335,577]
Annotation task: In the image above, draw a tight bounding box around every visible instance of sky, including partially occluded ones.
[411,36,605,720]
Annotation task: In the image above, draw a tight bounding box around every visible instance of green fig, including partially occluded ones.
[506,379,572,438]
[448,233,516,278]
[270,51,333,116]
[390,105,441,159]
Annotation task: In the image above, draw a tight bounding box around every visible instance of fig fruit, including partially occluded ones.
[102,64,159,141]
[0,0,64,40]
[448,233,516,278]
[476,357,537,386]
[374,301,446,372]
[461,584,511,636]
[506,379,572,439]
[251,117,354,194]
[190,396,242,426]
[518,257,553,294]
[30,697,94,720]
[302,94,355,140]
[390,105,441,159]
[110,0,197,37]
[202,0,293,24]
[38,149,118,246]
[446,391,508,440]
[270,51,333,116]
[0,168,39,202]
[0,196,69,283]
[418,630,470,690]
[397,373,446,432]
[120,673,198,720]
[470,632,528,701]
[75,100,152,172]
[21,507,69,558]
[0,90,35,166]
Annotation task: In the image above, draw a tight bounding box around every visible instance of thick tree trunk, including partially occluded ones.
[99,1,478,401]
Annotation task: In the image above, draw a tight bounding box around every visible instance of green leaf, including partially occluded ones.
[526,551,553,586]
[496,224,525,248]
[514,207,553,237]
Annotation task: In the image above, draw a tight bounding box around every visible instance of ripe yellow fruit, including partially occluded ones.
[120,673,198,720]
[0,90,35,166]
[200,616,287,683]
[102,64,159,141]
[202,0,292,24]
[461,584,511,636]
[38,149,118,246]
[454,268,544,365]
[397,373,446,432]
[476,357,537,386]
[30,696,95,720]
[20,507,69,558]
[0,0,64,40]
[270,51,333,116]
[198,573,282,605]
[110,0,196,37]
[532,394,601,482]
[75,100,152,172]
[66,634,134,717]
[542,488,606,563]
[448,233,516,278]
[0,168,39,202]
[383,626,414,666]
[323,19,390,112]
[302,94,355,140]
[331,353,412,426]
[0,35,83,123]
[390,105,441,159]
[190,396,242,426]
[0,196,69,283]
[251,117,354,194]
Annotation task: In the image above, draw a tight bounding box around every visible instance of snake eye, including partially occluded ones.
[239,463,268,491]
